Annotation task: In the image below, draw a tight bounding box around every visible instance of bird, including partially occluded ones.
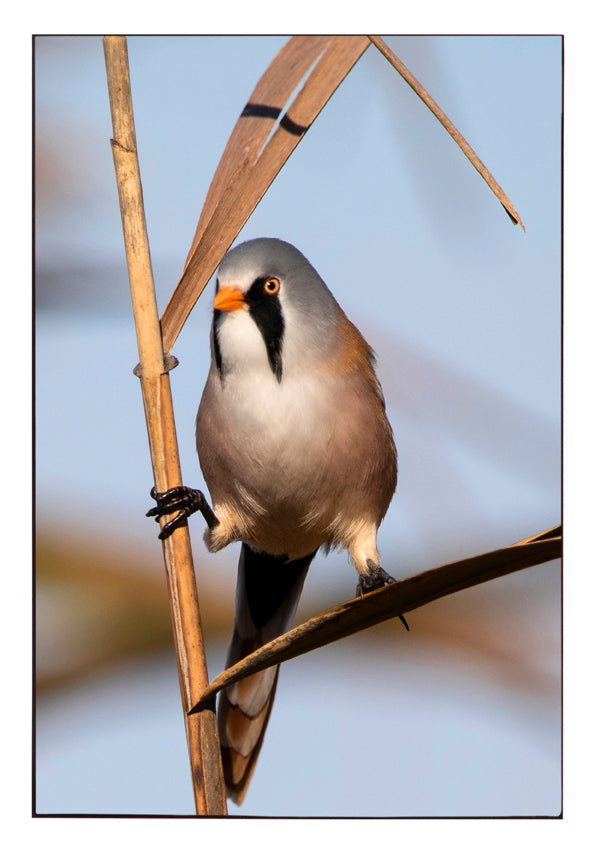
[148,237,399,804]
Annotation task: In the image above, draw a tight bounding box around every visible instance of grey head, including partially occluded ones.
[212,238,342,383]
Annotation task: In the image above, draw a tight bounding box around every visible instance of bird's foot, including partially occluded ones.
[357,562,395,596]
[146,485,219,540]
[357,561,409,631]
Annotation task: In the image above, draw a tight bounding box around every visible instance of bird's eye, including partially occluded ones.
[263,277,280,295]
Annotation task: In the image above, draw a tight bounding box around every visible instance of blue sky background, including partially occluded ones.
[31,34,565,824]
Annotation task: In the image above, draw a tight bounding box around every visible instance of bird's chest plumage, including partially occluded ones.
[197,363,348,556]
[206,365,336,495]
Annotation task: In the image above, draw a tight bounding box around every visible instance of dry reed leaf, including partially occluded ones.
[368,36,525,230]
[191,526,561,712]
[161,36,370,351]
[181,36,330,266]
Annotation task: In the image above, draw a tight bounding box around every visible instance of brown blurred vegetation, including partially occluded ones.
[36,524,560,700]
[36,527,231,692]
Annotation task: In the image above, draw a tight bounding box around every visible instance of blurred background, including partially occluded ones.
[34,35,561,817]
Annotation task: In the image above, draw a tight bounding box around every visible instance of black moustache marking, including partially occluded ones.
[213,309,224,377]
[246,277,284,382]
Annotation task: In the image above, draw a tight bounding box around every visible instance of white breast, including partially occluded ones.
[216,355,334,471]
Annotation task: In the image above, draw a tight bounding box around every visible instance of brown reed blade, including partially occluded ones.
[368,36,525,230]
[191,527,561,711]
[182,36,331,267]
[160,36,370,352]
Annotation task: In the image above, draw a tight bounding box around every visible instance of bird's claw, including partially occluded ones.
[356,562,409,631]
[147,485,219,540]
[357,563,396,596]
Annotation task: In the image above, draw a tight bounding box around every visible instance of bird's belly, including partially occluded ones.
[202,374,348,552]
[198,367,395,558]
[227,399,336,518]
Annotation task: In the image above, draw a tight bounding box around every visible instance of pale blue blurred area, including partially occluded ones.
[34,35,561,817]
[36,610,561,817]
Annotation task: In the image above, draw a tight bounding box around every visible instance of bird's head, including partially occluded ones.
[211,238,341,383]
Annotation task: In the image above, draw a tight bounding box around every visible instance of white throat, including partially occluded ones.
[217,307,275,381]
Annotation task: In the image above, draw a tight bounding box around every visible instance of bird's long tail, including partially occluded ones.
[218,542,316,804]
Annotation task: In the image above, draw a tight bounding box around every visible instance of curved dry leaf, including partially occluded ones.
[161,36,370,351]
[180,36,331,267]
[190,526,561,713]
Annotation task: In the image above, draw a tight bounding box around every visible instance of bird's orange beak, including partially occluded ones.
[214,286,246,312]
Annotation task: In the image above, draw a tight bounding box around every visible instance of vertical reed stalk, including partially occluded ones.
[103,35,227,816]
